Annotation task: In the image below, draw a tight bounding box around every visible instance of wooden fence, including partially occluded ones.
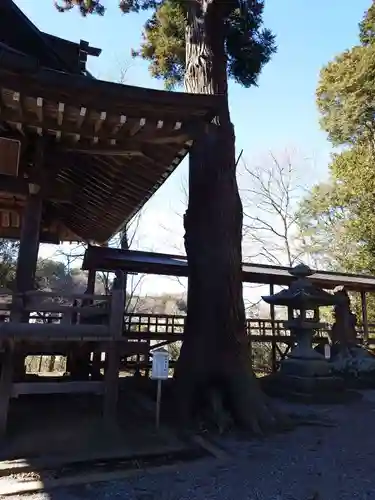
[3,302,375,375]
[122,313,375,374]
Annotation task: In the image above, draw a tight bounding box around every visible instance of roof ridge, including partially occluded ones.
[5,0,79,73]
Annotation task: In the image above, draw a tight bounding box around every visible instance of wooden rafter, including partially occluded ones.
[0,103,195,146]
[0,45,220,244]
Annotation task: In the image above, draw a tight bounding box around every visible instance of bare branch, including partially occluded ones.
[240,150,311,268]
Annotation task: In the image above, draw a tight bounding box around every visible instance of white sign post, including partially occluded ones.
[324,343,331,360]
[151,348,169,430]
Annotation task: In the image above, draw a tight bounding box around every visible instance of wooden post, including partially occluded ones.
[269,283,277,372]
[86,269,96,297]
[0,307,22,438]
[0,143,44,436]
[361,290,369,344]
[13,144,43,379]
[15,137,44,295]
[15,192,43,294]
[104,285,124,422]
[0,341,14,437]
[155,379,162,429]
[68,269,97,379]
[87,270,102,378]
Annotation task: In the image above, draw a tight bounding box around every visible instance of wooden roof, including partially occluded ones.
[0,46,221,244]
[1,0,77,73]
[82,247,375,292]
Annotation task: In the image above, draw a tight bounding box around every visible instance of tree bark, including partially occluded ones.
[174,0,279,432]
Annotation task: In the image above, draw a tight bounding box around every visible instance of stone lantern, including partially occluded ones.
[262,263,341,397]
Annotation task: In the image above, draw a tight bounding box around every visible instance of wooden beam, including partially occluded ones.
[0,105,192,146]
[0,226,60,244]
[23,291,109,300]
[64,146,143,157]
[22,304,109,315]
[0,174,74,203]
[0,174,27,194]
[0,323,110,340]
[12,381,104,397]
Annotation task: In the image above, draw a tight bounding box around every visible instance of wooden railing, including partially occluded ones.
[122,313,375,373]
[1,292,375,374]
[0,288,126,432]
[0,288,112,339]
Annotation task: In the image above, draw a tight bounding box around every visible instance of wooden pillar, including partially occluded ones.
[361,290,369,344]
[67,268,97,380]
[15,191,43,378]
[1,140,44,438]
[104,285,124,422]
[0,189,42,437]
[0,341,14,437]
[15,191,43,294]
[269,283,277,372]
[87,268,101,378]
[87,269,96,296]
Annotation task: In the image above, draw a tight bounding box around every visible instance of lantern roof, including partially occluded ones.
[261,264,338,308]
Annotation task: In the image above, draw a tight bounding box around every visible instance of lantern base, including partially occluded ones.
[281,355,331,378]
[280,341,331,377]
[261,372,354,404]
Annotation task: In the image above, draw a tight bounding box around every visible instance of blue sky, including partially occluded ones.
[14,0,370,295]
[16,0,369,160]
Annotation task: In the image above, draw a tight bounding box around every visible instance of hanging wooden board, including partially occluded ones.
[0,208,20,228]
[0,137,20,177]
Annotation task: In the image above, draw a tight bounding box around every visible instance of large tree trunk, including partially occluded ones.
[174,0,279,432]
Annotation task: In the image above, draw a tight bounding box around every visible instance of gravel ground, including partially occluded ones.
[6,391,375,500]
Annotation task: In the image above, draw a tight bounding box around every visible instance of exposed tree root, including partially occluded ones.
[174,361,292,437]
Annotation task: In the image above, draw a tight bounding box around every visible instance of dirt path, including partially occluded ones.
[4,391,375,500]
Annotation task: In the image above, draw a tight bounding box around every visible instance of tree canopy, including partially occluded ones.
[53,0,282,432]
[55,0,276,90]
[0,240,18,289]
[299,1,375,281]
[316,2,375,147]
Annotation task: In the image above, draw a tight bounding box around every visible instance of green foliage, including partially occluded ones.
[54,0,276,91]
[300,1,375,274]
[359,1,375,45]
[298,1,375,322]
[316,46,375,146]
[132,1,186,89]
[36,259,89,293]
[54,0,106,15]
[0,239,18,288]
[297,162,375,274]
[316,3,375,146]
[134,0,276,89]
[297,181,351,271]
[55,0,158,15]
[36,259,73,291]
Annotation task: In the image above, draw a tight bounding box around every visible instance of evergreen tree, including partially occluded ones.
[55,0,279,431]
[299,1,375,319]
